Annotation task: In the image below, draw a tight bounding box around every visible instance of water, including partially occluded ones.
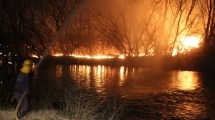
[36,64,215,119]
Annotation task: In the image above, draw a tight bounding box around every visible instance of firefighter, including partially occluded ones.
[13,60,32,118]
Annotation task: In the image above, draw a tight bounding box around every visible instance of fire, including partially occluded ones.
[181,36,201,48]
[72,54,114,59]
[52,53,124,59]
[173,35,202,56]
[119,55,125,59]
[53,34,202,58]
[53,53,64,57]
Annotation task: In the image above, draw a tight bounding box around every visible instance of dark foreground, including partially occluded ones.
[35,63,215,120]
[1,56,215,120]
[120,88,215,119]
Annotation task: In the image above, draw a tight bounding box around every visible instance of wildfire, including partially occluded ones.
[52,53,125,59]
[53,53,64,57]
[172,35,202,56]
[181,35,201,48]
[53,34,202,58]
[118,55,125,59]
[72,54,114,59]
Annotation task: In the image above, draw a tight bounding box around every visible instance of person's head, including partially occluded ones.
[20,65,31,74]
[22,59,33,67]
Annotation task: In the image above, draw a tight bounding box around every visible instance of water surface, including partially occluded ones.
[36,64,215,119]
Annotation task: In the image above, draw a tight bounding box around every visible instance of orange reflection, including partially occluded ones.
[80,65,91,86]
[174,102,205,118]
[85,66,91,84]
[94,65,105,93]
[56,65,62,79]
[119,66,127,86]
[172,71,199,90]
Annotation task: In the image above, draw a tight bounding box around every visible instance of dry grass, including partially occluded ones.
[51,86,123,120]
[0,88,122,120]
[4,83,123,120]
[0,108,69,120]
[0,84,122,120]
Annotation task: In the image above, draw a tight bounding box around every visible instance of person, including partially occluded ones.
[13,60,33,118]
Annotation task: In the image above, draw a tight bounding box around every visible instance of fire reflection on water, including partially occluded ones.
[174,102,205,119]
[55,65,128,93]
[56,65,62,79]
[94,65,105,92]
[119,66,127,86]
[55,66,201,93]
[168,71,205,119]
[74,65,91,86]
[171,71,200,90]
[42,65,211,119]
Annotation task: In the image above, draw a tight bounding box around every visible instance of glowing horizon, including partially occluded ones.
[52,53,126,59]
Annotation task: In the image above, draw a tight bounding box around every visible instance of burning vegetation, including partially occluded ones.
[47,0,213,59]
[0,0,214,62]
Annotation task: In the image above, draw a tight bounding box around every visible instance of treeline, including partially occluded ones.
[0,0,214,58]
[0,0,80,57]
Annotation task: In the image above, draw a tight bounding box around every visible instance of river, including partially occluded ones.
[35,64,215,119]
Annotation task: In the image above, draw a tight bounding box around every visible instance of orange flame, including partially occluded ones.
[52,53,125,59]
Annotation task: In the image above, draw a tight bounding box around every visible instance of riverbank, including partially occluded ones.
[0,74,122,120]
[0,88,122,120]
[0,108,69,120]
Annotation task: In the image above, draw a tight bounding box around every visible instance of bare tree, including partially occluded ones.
[144,0,200,56]
[0,0,79,57]
[199,0,215,50]
[52,12,96,56]
[95,8,145,57]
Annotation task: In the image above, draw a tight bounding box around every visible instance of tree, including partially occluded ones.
[94,3,148,57]
[199,0,215,50]
[141,0,200,56]
[53,13,96,56]
[0,0,80,57]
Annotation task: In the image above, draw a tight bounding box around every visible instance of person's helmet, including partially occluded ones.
[20,65,31,74]
[23,59,33,66]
